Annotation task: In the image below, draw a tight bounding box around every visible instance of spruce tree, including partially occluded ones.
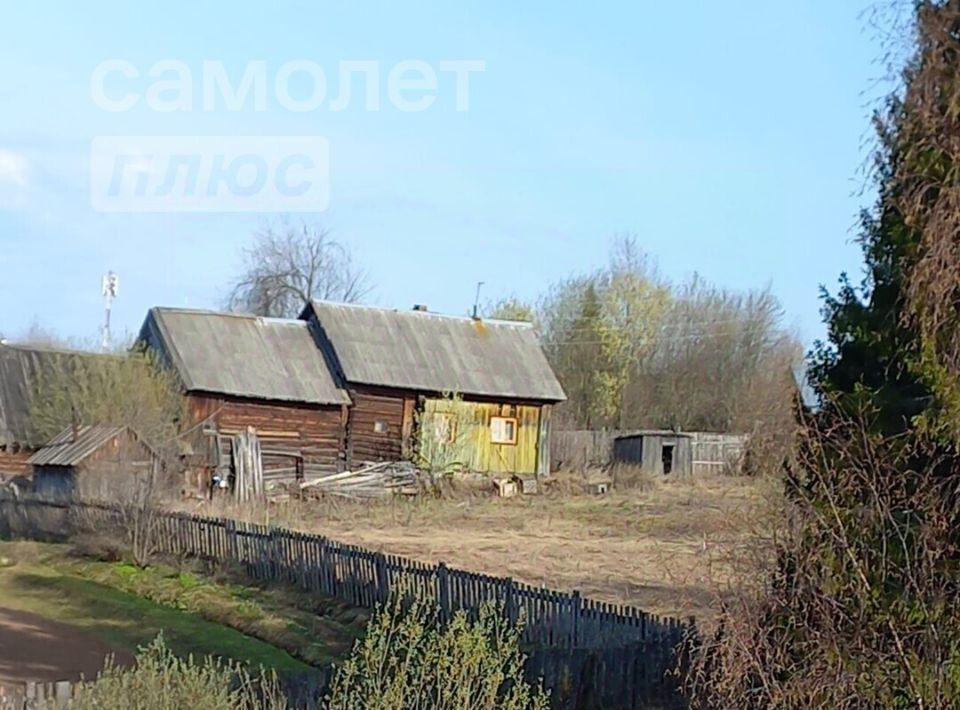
[693,5,960,706]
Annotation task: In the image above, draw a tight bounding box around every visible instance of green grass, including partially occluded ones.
[75,558,365,666]
[0,541,365,671]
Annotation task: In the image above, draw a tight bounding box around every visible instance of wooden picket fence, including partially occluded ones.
[0,680,78,709]
[0,496,690,708]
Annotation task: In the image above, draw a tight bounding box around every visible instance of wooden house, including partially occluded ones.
[138,308,351,492]
[29,424,158,499]
[300,301,566,476]
[0,343,105,477]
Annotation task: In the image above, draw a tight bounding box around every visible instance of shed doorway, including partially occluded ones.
[661,443,675,475]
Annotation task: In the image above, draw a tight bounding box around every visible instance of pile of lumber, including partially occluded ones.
[295,461,421,499]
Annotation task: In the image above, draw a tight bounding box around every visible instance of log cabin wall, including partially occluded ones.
[345,386,415,467]
[186,393,346,489]
[0,446,32,476]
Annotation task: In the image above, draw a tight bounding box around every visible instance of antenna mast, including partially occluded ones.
[101,271,119,352]
[472,281,485,319]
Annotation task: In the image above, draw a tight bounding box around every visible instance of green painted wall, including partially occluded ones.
[418,398,542,475]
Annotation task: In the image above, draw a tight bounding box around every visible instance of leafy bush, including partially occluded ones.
[688,414,960,708]
[327,598,548,710]
[65,635,285,710]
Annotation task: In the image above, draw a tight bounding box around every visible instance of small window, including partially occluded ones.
[434,414,457,443]
[373,421,388,434]
[490,417,518,445]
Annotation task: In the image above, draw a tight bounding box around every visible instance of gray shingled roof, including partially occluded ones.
[140,308,349,406]
[0,344,105,448]
[304,301,566,402]
[28,425,135,467]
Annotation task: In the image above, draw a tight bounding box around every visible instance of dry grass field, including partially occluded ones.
[191,472,783,623]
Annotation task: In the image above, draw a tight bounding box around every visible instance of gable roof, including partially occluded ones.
[0,343,106,448]
[28,424,150,467]
[140,308,350,406]
[302,301,566,402]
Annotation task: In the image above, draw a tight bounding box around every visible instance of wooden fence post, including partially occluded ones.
[505,577,517,625]
[571,590,582,647]
[437,562,450,622]
[375,552,389,603]
[225,519,237,564]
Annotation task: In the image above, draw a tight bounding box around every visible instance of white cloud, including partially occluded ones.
[0,149,27,186]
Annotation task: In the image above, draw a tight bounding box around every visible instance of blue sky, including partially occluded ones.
[0,1,882,347]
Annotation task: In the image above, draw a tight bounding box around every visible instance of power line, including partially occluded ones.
[543,331,792,346]
[539,317,782,333]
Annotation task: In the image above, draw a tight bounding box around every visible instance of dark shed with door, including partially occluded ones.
[612,430,749,476]
[612,430,694,476]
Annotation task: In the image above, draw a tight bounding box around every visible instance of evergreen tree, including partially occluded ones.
[693,5,960,706]
[562,283,612,428]
[810,106,931,434]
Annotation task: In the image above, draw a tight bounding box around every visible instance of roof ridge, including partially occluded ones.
[154,306,306,327]
[0,342,113,357]
[309,300,535,329]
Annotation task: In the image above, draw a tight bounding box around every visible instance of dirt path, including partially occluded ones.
[0,607,132,684]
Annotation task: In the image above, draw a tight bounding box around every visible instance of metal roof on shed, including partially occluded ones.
[28,425,129,467]
[140,308,350,406]
[303,301,566,402]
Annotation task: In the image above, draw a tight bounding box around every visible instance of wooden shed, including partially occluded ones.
[28,425,158,500]
[138,308,351,493]
[612,430,748,477]
[612,430,694,476]
[300,301,566,477]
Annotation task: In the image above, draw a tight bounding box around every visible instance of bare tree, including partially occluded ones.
[624,278,802,431]
[16,319,73,348]
[537,242,800,472]
[225,220,372,317]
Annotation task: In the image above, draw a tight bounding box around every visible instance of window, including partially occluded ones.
[373,420,388,434]
[490,416,518,445]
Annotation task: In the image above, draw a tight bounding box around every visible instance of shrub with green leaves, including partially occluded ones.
[327,598,548,710]
[64,634,285,710]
